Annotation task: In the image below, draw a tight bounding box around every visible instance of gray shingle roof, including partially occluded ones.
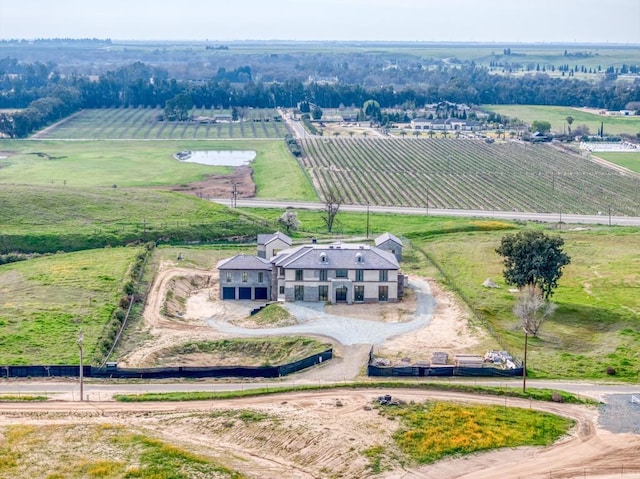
[374,232,403,247]
[218,255,272,270]
[273,243,398,270]
[257,231,292,246]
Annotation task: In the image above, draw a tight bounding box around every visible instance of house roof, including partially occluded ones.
[374,232,403,247]
[273,242,399,270]
[217,255,272,270]
[257,231,292,247]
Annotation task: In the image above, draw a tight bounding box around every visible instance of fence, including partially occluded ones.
[367,364,523,378]
[0,349,332,380]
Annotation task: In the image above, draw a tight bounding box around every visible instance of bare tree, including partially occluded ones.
[321,189,343,233]
[514,285,557,336]
[515,284,557,392]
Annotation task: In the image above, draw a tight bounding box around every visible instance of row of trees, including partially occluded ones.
[1,59,639,138]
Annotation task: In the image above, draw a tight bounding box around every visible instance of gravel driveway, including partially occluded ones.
[205,278,436,345]
[599,394,640,434]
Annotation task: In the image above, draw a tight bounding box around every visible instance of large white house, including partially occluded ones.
[218,234,404,304]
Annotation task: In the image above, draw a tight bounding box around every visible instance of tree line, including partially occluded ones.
[1,58,639,138]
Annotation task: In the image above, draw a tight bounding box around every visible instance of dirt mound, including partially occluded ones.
[164,273,212,318]
[166,165,255,198]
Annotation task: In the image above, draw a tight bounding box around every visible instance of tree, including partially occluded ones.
[164,93,192,121]
[311,106,323,120]
[515,284,557,392]
[321,189,343,233]
[278,209,300,234]
[565,116,574,135]
[496,230,571,300]
[531,120,551,135]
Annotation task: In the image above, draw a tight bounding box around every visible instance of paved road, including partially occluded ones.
[212,198,640,226]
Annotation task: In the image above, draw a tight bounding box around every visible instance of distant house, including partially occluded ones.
[410,118,481,131]
[374,233,403,261]
[214,114,233,122]
[217,255,272,300]
[257,231,292,259]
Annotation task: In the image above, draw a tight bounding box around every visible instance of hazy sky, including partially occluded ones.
[1,0,639,44]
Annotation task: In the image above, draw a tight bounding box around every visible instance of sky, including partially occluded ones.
[1,0,639,44]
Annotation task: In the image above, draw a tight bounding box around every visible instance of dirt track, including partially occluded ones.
[1,389,639,478]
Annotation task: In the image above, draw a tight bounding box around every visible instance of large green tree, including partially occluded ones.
[531,120,551,135]
[496,230,571,299]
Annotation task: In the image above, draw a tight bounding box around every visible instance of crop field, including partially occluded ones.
[36,107,286,139]
[301,137,640,216]
[482,105,640,136]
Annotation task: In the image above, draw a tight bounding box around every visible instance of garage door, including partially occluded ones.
[222,287,236,300]
[254,287,268,300]
[238,287,252,300]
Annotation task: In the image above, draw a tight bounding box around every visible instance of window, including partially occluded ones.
[379,270,388,282]
[278,267,284,276]
[242,271,248,282]
[355,270,363,282]
[295,285,304,301]
[258,272,264,283]
[355,253,363,263]
[279,285,285,295]
[354,285,364,302]
[378,285,388,302]
[320,253,327,263]
[319,269,327,281]
[319,285,328,301]
[225,271,232,282]
[336,269,348,278]
[295,269,303,281]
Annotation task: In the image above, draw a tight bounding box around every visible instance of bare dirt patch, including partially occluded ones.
[165,165,255,198]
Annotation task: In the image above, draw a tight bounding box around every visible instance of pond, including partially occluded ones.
[174,150,256,166]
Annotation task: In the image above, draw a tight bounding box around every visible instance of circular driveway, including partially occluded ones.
[206,278,436,345]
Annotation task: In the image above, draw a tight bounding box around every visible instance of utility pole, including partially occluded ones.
[366,200,370,239]
[232,183,238,208]
[426,188,430,215]
[522,327,529,393]
[608,205,611,227]
[77,329,84,402]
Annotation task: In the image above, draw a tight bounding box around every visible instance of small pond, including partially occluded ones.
[174,150,256,166]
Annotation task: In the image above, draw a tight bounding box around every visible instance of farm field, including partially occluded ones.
[36,107,286,140]
[482,104,640,136]
[301,137,640,216]
[595,151,640,173]
[0,247,141,365]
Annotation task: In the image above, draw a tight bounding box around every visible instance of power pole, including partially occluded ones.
[78,329,84,402]
[232,183,238,208]
[366,200,370,239]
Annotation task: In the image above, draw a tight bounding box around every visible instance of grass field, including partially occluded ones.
[482,105,640,136]
[410,225,640,380]
[594,151,640,173]
[0,247,141,364]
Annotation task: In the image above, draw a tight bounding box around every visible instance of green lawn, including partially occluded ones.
[483,105,640,136]
[0,247,141,364]
[595,151,640,173]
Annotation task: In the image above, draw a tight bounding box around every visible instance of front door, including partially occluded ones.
[335,285,348,303]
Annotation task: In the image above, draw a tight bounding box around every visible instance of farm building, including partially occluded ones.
[218,233,403,304]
